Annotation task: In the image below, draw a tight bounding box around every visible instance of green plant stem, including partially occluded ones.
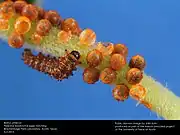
[1,14,180,120]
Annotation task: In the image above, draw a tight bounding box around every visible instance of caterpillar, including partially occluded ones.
[22,49,81,81]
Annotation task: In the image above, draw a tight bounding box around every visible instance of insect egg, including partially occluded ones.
[36,19,52,36]
[36,6,45,19]
[83,67,100,84]
[112,84,130,101]
[31,32,42,45]
[14,16,31,34]
[103,42,114,56]
[129,55,146,71]
[79,28,96,46]
[0,18,9,30]
[44,10,61,26]
[21,4,38,21]
[61,18,81,35]
[126,68,143,85]
[110,53,126,71]
[57,30,71,43]
[86,49,103,68]
[113,44,128,57]
[13,0,27,13]
[0,1,15,20]
[100,67,116,84]
[8,32,24,48]
[129,84,146,101]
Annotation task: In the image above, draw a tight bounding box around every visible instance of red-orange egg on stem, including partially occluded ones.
[83,67,100,84]
[21,4,38,21]
[57,30,71,43]
[0,1,15,20]
[79,28,96,46]
[126,68,143,85]
[100,67,116,84]
[8,32,24,48]
[0,18,9,30]
[44,10,61,26]
[112,84,130,101]
[129,84,146,101]
[14,16,31,34]
[110,53,126,71]
[36,19,52,36]
[31,32,42,45]
[13,0,27,13]
[61,18,81,35]
[86,49,103,67]
[113,44,128,57]
[129,55,146,71]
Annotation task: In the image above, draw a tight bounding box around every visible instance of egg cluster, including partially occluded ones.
[0,1,151,109]
[82,42,150,108]
[0,1,93,47]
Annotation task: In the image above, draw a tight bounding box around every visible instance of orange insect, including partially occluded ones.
[112,84,130,101]
[86,49,103,68]
[126,68,143,85]
[14,16,31,34]
[100,67,117,84]
[83,67,100,84]
[110,53,126,71]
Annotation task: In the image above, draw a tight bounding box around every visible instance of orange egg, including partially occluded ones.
[126,68,143,85]
[83,67,100,84]
[129,55,146,71]
[0,1,15,20]
[36,19,52,36]
[113,44,128,57]
[110,53,126,71]
[79,28,96,46]
[36,6,45,20]
[112,84,130,101]
[100,67,116,84]
[31,32,42,45]
[13,0,27,13]
[21,4,38,21]
[129,84,146,101]
[0,18,9,30]
[103,42,114,55]
[44,10,61,26]
[61,18,81,35]
[57,30,71,43]
[86,49,103,67]
[14,16,31,34]
[8,32,24,48]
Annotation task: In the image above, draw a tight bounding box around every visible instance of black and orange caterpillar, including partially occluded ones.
[22,49,81,81]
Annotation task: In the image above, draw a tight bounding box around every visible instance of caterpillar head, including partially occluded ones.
[70,50,80,60]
